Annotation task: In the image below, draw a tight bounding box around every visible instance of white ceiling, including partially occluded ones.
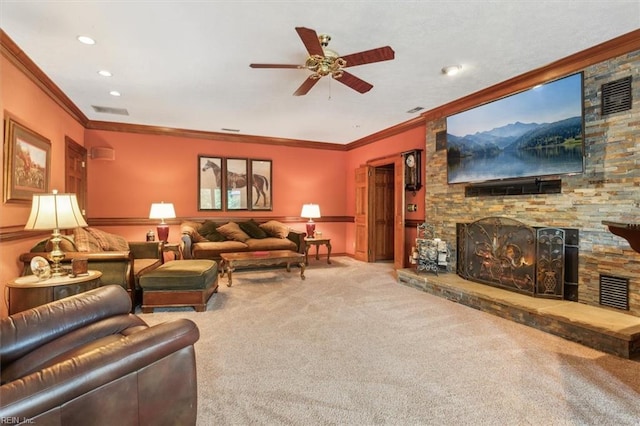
[1,1,639,145]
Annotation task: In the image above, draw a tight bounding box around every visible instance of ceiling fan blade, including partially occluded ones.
[293,76,320,96]
[250,63,303,69]
[295,27,324,57]
[334,71,373,94]
[340,46,395,68]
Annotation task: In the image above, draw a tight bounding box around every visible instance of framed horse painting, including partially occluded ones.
[198,155,223,210]
[249,159,272,211]
[224,158,249,210]
[3,117,51,203]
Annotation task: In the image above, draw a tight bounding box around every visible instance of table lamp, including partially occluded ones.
[24,190,88,277]
[301,203,321,238]
[149,202,176,242]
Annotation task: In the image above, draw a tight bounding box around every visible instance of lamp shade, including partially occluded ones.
[149,202,176,222]
[300,204,321,219]
[25,190,87,231]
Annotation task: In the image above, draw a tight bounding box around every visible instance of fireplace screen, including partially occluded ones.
[457,217,565,298]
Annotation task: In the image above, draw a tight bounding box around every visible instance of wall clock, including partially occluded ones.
[403,149,422,193]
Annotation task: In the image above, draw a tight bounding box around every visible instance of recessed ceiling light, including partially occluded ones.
[442,65,462,76]
[77,35,96,45]
[109,91,121,97]
[221,128,240,132]
[407,106,424,113]
[98,70,112,77]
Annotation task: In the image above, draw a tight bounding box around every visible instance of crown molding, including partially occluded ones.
[0,30,88,126]
[85,120,347,151]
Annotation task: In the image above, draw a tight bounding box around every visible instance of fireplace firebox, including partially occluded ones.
[457,217,578,299]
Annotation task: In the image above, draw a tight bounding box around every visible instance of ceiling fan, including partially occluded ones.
[250,27,395,96]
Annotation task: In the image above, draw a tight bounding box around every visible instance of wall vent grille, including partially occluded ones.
[601,76,632,116]
[91,105,129,116]
[599,274,629,310]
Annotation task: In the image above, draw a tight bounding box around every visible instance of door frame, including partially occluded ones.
[365,154,405,269]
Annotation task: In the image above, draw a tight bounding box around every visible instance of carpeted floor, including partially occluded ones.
[139,257,640,425]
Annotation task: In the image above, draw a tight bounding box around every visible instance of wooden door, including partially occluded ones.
[354,165,373,261]
[373,167,394,261]
[393,157,405,270]
[65,137,87,214]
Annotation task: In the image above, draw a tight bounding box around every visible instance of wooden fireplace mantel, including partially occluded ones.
[602,221,640,254]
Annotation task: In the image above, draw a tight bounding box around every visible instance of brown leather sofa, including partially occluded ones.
[0,285,200,425]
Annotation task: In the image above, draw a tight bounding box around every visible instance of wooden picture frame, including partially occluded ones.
[3,118,51,203]
[198,155,223,210]
[225,158,249,210]
[249,159,272,211]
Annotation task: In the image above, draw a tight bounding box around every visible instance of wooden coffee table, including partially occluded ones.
[219,250,305,286]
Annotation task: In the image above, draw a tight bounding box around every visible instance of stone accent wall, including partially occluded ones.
[424,51,640,316]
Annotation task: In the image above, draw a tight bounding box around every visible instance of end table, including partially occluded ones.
[304,237,332,265]
[163,242,183,261]
[6,270,103,315]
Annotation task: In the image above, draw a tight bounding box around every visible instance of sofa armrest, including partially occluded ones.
[287,229,307,254]
[129,241,162,260]
[0,318,200,423]
[181,233,194,259]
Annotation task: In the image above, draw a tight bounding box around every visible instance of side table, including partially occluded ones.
[163,242,183,261]
[6,270,102,315]
[304,237,332,265]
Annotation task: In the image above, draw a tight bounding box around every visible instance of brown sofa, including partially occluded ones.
[181,219,306,261]
[19,227,163,307]
[0,285,199,425]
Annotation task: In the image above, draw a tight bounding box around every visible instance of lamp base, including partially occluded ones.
[305,222,316,238]
[157,224,170,242]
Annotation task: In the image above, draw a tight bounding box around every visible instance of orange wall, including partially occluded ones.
[84,130,351,249]
[0,55,85,316]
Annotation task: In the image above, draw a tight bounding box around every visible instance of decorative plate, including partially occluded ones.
[30,256,51,279]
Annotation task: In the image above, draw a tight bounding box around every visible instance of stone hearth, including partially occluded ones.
[397,269,640,359]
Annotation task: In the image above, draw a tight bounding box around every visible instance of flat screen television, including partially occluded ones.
[446,72,584,184]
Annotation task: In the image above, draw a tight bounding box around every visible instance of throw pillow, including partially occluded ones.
[181,221,207,243]
[73,227,103,252]
[85,227,130,251]
[217,222,251,242]
[259,220,289,239]
[196,220,224,242]
[239,219,268,239]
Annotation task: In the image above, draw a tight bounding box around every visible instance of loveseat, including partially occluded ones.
[19,227,163,308]
[181,219,306,261]
[0,285,200,425]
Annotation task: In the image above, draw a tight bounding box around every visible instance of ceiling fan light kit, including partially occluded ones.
[250,27,395,96]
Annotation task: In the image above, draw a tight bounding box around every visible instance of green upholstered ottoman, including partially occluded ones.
[139,259,218,313]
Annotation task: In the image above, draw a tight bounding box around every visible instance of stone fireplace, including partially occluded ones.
[456,217,578,299]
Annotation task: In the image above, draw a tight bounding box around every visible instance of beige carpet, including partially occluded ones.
[139,257,640,425]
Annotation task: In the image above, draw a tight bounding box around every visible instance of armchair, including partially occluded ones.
[0,285,200,425]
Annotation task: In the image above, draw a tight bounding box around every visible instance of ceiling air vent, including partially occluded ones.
[599,274,629,310]
[601,76,632,116]
[91,105,129,116]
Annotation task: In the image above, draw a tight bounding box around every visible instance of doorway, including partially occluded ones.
[65,136,87,214]
[354,155,405,269]
[372,165,394,261]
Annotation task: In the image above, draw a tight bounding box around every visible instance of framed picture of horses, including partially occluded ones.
[3,117,51,203]
[225,158,249,210]
[249,159,272,210]
[198,155,223,210]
